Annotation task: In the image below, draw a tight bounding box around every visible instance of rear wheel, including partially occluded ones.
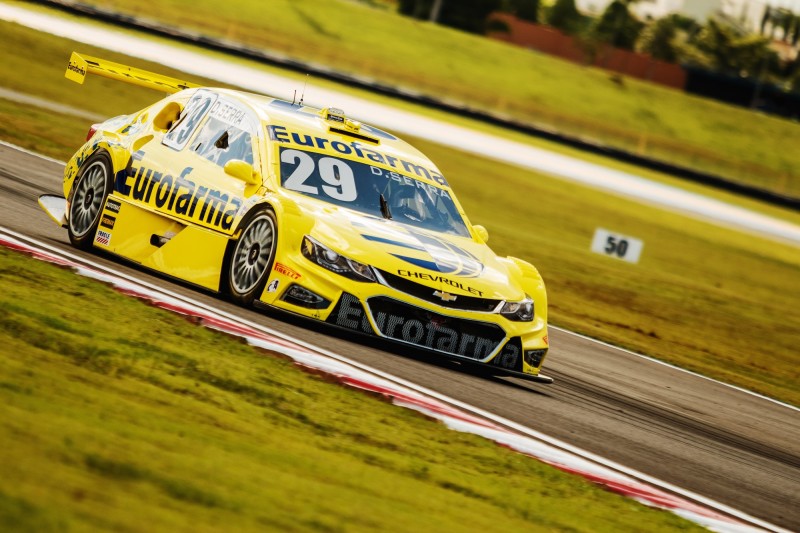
[68,152,113,249]
[224,209,277,306]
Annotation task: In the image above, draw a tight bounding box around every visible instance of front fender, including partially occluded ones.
[503,255,548,323]
[227,193,282,239]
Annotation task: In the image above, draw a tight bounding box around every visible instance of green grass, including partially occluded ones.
[1,18,799,405]
[0,97,86,159]
[47,0,800,197]
[0,247,703,532]
[0,16,236,120]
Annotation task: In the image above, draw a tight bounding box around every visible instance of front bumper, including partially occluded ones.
[325,292,550,380]
[261,256,550,380]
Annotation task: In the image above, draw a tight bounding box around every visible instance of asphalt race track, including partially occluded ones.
[2,143,798,530]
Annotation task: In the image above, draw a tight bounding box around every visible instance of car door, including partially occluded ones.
[127,90,261,234]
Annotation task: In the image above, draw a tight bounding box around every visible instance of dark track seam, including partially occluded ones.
[550,370,800,474]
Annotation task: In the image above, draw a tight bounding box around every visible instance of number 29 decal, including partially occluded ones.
[281,149,357,202]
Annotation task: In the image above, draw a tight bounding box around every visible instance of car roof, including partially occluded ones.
[211,88,446,184]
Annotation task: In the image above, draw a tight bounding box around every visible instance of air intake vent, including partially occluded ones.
[328,127,380,144]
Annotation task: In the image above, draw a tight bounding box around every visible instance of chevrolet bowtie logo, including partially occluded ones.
[433,290,457,302]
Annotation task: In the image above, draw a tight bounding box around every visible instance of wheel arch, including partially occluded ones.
[66,150,115,249]
[229,197,282,240]
[66,141,130,202]
[219,202,279,304]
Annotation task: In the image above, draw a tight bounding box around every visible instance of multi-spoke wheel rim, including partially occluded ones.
[231,215,275,294]
[69,161,107,238]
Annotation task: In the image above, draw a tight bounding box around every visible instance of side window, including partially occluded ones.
[191,116,254,167]
[163,90,217,150]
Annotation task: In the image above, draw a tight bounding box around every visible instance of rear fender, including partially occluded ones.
[63,139,131,201]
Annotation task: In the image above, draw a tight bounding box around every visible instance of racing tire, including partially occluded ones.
[67,152,114,250]
[223,208,278,306]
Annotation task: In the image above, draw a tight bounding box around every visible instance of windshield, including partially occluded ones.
[278,147,469,237]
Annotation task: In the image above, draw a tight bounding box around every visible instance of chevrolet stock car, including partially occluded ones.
[38,52,552,383]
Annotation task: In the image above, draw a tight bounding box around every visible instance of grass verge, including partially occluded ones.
[1,18,798,405]
[35,0,800,197]
[0,246,703,532]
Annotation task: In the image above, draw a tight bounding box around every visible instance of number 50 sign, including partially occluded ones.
[590,228,644,264]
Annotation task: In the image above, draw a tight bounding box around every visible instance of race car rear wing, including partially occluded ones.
[65,51,200,94]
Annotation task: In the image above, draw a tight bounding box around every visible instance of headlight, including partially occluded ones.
[302,236,376,282]
[499,296,534,321]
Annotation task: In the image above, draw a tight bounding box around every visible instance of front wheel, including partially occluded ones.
[224,209,277,306]
[68,152,113,249]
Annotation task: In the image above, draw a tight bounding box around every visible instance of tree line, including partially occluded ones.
[398,0,800,93]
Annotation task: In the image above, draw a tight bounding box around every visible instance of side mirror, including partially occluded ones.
[473,224,489,243]
[224,159,260,186]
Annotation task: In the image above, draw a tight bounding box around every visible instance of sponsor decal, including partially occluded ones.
[321,108,346,123]
[95,230,111,246]
[490,341,522,372]
[268,125,448,187]
[543,335,549,345]
[114,151,242,231]
[105,199,121,213]
[274,262,301,280]
[399,270,483,296]
[330,293,506,360]
[68,140,101,184]
[368,166,452,200]
[266,279,280,293]
[238,195,261,216]
[120,116,147,137]
[370,311,491,357]
[100,214,116,230]
[361,226,483,279]
[208,100,248,127]
[67,61,86,76]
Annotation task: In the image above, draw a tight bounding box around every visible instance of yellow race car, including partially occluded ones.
[40,52,552,383]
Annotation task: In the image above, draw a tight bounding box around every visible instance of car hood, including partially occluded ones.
[307,207,525,301]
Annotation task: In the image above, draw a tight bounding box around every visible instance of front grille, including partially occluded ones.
[366,297,505,359]
[377,270,501,312]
